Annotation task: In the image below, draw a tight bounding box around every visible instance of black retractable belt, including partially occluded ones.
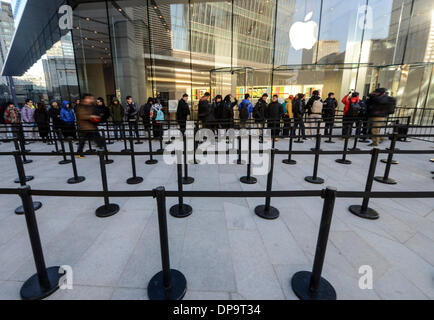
[182,132,194,184]
[18,185,64,300]
[291,187,337,300]
[148,187,187,300]
[240,132,257,184]
[146,127,158,165]
[375,132,398,185]
[58,131,72,165]
[95,151,120,218]
[282,124,297,165]
[349,148,380,220]
[335,130,352,165]
[305,134,325,184]
[126,137,143,185]
[254,148,279,220]
[66,139,85,184]
[13,151,42,215]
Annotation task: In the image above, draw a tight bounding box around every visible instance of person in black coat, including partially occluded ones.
[176,94,190,133]
[221,94,237,129]
[198,92,212,129]
[266,95,284,141]
[96,97,110,124]
[34,103,50,142]
[139,97,153,134]
[292,94,307,139]
[322,92,338,137]
[49,101,63,138]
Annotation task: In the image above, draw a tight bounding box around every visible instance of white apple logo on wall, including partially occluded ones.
[289,11,318,50]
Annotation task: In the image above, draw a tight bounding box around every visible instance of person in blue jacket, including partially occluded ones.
[60,100,76,138]
[238,93,253,128]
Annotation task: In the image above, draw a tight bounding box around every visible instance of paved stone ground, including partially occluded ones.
[0,135,433,300]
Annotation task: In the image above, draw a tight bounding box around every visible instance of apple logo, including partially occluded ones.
[289,12,318,50]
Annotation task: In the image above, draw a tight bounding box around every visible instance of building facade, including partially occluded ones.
[2,0,434,116]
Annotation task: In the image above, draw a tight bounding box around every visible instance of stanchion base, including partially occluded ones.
[182,177,195,185]
[58,160,72,165]
[254,205,279,220]
[335,159,352,165]
[170,204,193,218]
[67,176,86,184]
[120,149,131,153]
[293,140,304,144]
[359,139,370,143]
[146,159,158,165]
[20,266,64,300]
[324,140,335,144]
[148,269,187,300]
[380,159,399,165]
[135,141,144,145]
[282,159,297,165]
[305,176,325,184]
[23,159,33,164]
[95,203,120,218]
[240,176,257,185]
[15,201,42,215]
[291,271,336,300]
[165,141,172,145]
[374,176,397,185]
[233,159,246,165]
[127,176,144,185]
[349,205,379,220]
[156,149,165,153]
[104,159,114,165]
[14,176,34,183]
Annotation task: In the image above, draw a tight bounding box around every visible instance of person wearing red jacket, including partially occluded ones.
[341,91,361,137]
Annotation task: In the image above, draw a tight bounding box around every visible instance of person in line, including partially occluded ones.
[76,94,105,158]
[198,92,212,129]
[49,101,63,139]
[208,95,220,134]
[22,99,36,141]
[253,93,267,142]
[60,101,76,139]
[292,93,307,140]
[73,99,81,112]
[176,94,190,134]
[266,94,284,142]
[305,90,323,137]
[341,91,362,138]
[221,94,237,130]
[239,93,253,129]
[140,97,154,136]
[151,99,164,139]
[366,88,396,147]
[109,97,124,140]
[95,97,110,138]
[125,96,139,139]
[282,95,294,138]
[3,102,21,138]
[322,92,338,138]
[34,102,50,143]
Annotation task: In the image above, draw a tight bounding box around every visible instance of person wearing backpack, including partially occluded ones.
[306,90,322,137]
[366,88,396,146]
[342,91,362,137]
[292,94,307,140]
[239,93,253,129]
[322,92,338,137]
[176,94,190,134]
[151,99,165,138]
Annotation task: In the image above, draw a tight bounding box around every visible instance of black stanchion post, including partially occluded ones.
[374,133,398,185]
[106,122,113,145]
[283,122,297,165]
[240,131,257,184]
[101,129,114,164]
[349,148,380,220]
[58,131,71,165]
[350,120,361,151]
[234,133,245,165]
[13,151,41,215]
[95,151,120,218]
[305,134,325,184]
[126,137,143,184]
[146,127,158,165]
[335,130,352,165]
[291,187,337,300]
[324,120,335,144]
[182,132,194,184]
[148,187,187,300]
[254,148,279,220]
[400,116,411,142]
[170,162,193,218]
[51,126,60,153]
[121,124,130,153]
[18,126,32,164]
[310,122,323,152]
[18,185,64,300]
[67,139,85,184]
[381,125,399,165]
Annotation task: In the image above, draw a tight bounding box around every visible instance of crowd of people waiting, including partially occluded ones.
[0,87,396,158]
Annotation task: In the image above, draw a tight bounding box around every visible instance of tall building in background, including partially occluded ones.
[0,1,15,104]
